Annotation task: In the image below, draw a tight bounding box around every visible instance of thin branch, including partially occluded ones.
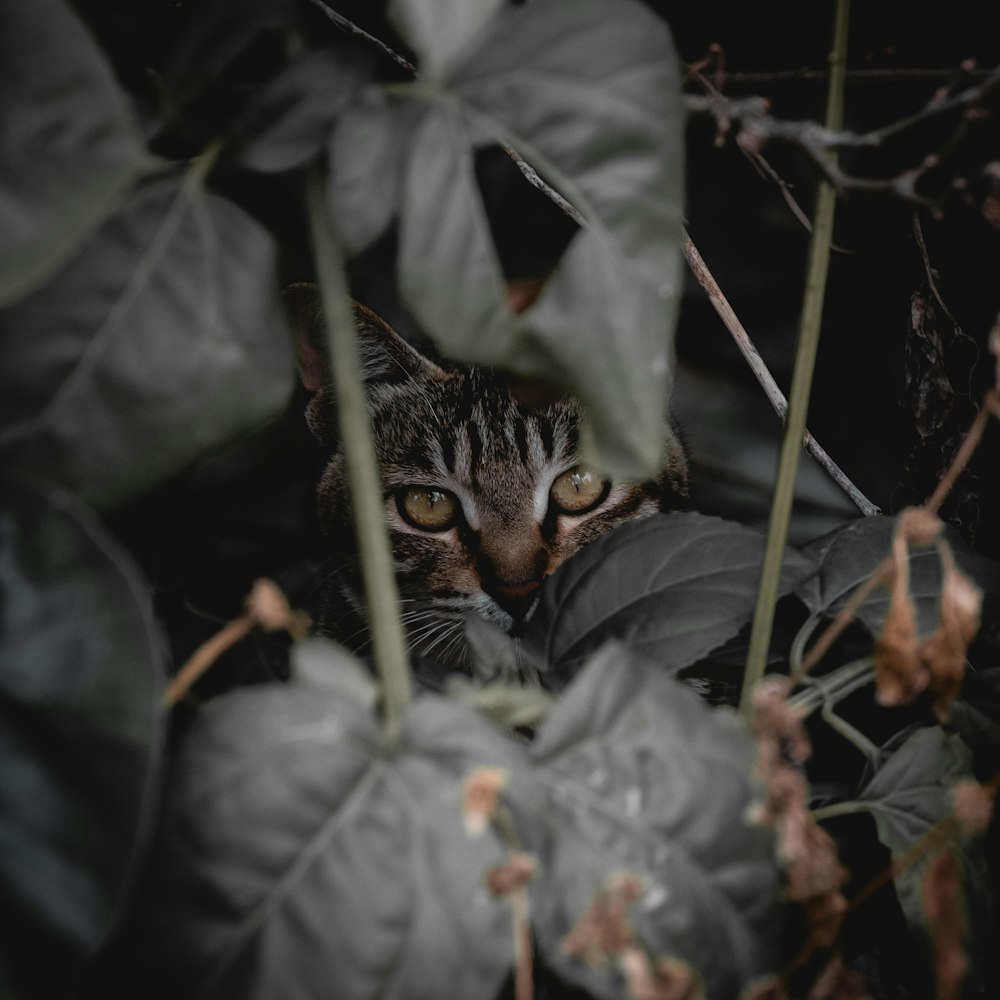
[741,0,852,718]
[686,63,1000,205]
[682,233,880,516]
[307,0,417,74]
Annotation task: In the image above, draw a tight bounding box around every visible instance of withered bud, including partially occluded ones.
[462,767,507,836]
[923,544,981,720]
[561,872,645,966]
[246,579,310,637]
[486,852,537,896]
[620,948,703,1000]
[951,780,996,835]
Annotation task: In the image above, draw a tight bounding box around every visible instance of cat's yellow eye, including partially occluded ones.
[397,487,458,532]
[550,466,609,515]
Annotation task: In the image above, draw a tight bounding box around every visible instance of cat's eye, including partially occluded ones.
[549,466,609,515]
[397,487,459,531]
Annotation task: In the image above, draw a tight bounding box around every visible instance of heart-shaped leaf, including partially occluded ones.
[234,46,372,174]
[800,516,1000,637]
[525,512,816,682]
[119,680,542,1000]
[0,0,148,306]
[530,644,782,1000]
[0,176,294,510]
[0,474,164,1000]
[851,726,995,971]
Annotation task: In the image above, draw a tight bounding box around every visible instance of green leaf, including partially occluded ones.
[0,474,164,1000]
[328,91,423,255]
[530,645,782,1000]
[525,513,817,682]
[0,176,295,510]
[120,687,542,1000]
[389,0,506,79]
[0,0,149,306]
[397,102,513,357]
[386,0,684,478]
[234,46,372,174]
[853,726,994,951]
[800,516,1000,637]
[451,0,685,477]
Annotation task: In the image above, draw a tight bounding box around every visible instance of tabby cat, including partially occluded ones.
[286,284,687,672]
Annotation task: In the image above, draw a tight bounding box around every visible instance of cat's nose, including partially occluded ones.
[489,580,541,623]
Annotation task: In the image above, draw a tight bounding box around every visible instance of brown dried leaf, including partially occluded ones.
[897,507,944,547]
[561,872,645,967]
[751,676,810,778]
[749,679,848,950]
[922,851,967,1000]
[873,523,926,707]
[951,780,996,835]
[462,766,507,836]
[486,852,537,896]
[921,544,981,719]
[620,948,703,1000]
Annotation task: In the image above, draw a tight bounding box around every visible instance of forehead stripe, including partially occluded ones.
[466,420,483,486]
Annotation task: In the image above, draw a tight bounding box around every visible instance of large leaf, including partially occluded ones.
[0,474,164,999]
[328,91,425,256]
[525,512,817,682]
[389,0,506,79]
[234,46,372,174]
[332,0,684,478]
[800,516,1000,637]
[530,644,782,1000]
[120,677,542,1000]
[0,0,148,306]
[852,727,994,963]
[0,176,294,510]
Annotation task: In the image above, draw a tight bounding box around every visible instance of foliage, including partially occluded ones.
[0,1,998,999]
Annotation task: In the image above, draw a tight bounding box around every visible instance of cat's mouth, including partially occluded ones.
[488,579,542,631]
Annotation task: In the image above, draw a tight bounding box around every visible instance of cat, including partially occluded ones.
[285,284,687,673]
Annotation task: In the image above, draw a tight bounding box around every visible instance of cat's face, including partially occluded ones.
[289,289,686,667]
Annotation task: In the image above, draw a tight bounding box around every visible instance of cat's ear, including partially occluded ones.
[282,283,446,442]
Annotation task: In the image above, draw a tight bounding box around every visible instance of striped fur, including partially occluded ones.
[287,289,687,670]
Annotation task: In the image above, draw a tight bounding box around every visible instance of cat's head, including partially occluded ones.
[286,285,686,667]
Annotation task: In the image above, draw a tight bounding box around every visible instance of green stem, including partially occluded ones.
[740,0,851,719]
[304,168,412,743]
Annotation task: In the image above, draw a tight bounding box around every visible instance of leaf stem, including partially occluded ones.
[304,168,412,743]
[740,0,851,719]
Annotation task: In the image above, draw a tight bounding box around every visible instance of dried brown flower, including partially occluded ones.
[561,872,645,967]
[951,780,997,835]
[462,766,507,836]
[245,578,311,638]
[486,853,537,896]
[620,949,703,1000]
[920,545,982,720]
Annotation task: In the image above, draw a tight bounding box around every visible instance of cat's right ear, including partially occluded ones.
[282,283,446,442]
